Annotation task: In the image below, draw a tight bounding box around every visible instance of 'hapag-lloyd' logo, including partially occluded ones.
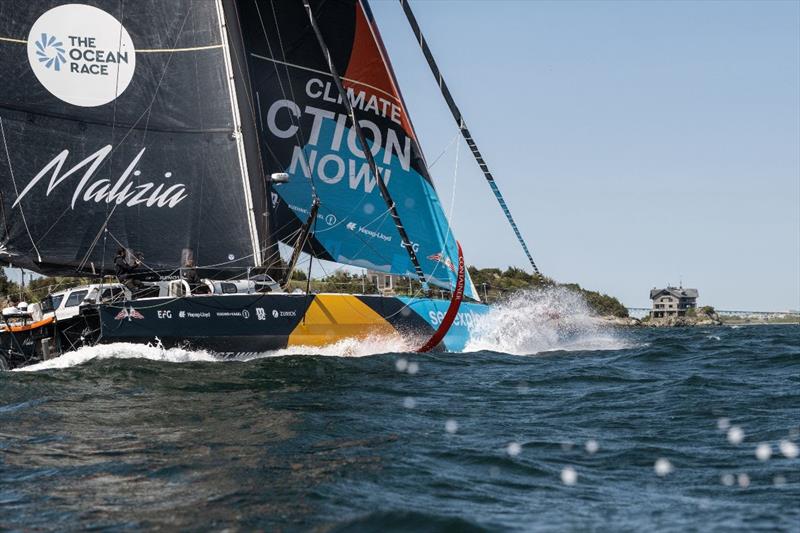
[12,146,188,210]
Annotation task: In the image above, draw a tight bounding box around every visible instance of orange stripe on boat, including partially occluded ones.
[7,316,54,332]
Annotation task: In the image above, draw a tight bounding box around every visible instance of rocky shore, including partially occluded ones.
[595,309,723,328]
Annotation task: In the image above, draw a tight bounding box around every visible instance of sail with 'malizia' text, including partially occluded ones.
[0,1,273,276]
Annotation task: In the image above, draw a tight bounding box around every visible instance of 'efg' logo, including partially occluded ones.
[34,34,66,71]
[27,4,136,107]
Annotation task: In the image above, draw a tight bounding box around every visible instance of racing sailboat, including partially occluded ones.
[0,0,537,369]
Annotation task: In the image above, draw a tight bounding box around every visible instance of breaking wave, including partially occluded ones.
[16,334,413,372]
[238,334,413,360]
[15,341,219,372]
[464,287,632,355]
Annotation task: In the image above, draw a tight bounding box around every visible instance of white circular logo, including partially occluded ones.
[241,309,250,320]
[271,309,279,319]
[27,4,136,107]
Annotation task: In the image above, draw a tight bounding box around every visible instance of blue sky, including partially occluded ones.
[368,0,800,311]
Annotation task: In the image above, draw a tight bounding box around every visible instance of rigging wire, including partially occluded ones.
[0,117,41,263]
[77,8,193,274]
[398,0,542,276]
[99,1,128,296]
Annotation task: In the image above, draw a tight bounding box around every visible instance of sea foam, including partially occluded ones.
[464,287,632,355]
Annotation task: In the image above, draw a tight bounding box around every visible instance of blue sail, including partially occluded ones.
[238,0,477,299]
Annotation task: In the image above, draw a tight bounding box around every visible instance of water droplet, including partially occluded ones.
[560,441,574,451]
[737,473,750,488]
[560,466,577,485]
[755,443,772,461]
[402,397,416,409]
[507,442,522,457]
[395,358,408,372]
[779,440,798,459]
[585,439,599,454]
[363,202,375,215]
[654,458,673,477]
[407,362,419,375]
[404,198,415,209]
[727,426,744,445]
[489,466,500,477]
[717,417,731,431]
[773,475,786,487]
[516,381,529,394]
[445,420,458,434]
[721,473,735,486]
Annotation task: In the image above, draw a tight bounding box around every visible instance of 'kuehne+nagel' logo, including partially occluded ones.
[34,33,66,71]
[27,4,136,107]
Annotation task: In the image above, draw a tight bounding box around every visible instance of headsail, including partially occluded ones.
[0,1,270,276]
[237,0,478,299]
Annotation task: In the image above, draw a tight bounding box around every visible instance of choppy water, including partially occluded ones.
[0,295,798,531]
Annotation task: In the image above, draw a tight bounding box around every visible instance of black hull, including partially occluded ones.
[1,293,489,369]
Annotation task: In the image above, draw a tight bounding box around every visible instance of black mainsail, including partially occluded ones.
[0,1,269,276]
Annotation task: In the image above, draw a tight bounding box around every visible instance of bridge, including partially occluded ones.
[626,307,799,319]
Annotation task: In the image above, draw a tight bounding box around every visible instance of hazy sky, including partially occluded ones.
[367,0,800,311]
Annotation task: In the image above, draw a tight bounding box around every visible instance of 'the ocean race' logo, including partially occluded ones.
[34,34,66,71]
[27,4,136,107]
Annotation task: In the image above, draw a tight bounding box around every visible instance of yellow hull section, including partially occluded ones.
[287,294,397,347]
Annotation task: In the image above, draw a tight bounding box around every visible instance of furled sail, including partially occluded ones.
[237,0,477,298]
[0,1,269,276]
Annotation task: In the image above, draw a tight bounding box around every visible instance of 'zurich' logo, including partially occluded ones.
[35,33,66,71]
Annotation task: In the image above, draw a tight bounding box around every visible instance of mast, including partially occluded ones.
[215,0,262,267]
[220,0,282,275]
[301,0,426,283]
[398,0,542,276]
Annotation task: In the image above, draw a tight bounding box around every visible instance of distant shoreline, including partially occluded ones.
[596,316,799,328]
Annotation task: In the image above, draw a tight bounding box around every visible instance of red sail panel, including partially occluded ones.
[343,1,417,143]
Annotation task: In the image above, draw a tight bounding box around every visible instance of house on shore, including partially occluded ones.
[650,286,698,318]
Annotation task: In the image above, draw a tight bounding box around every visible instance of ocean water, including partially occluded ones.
[0,295,798,531]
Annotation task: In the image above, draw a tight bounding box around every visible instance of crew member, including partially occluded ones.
[114,247,144,294]
[182,258,204,294]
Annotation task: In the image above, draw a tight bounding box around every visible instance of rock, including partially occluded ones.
[644,311,722,327]
[594,316,642,327]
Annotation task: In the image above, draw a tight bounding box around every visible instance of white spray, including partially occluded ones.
[465,287,631,355]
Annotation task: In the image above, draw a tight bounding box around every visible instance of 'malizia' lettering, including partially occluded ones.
[13,145,188,209]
